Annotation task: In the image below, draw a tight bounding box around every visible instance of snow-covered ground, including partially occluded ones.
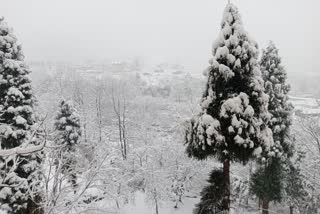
[121,192,261,214]
[122,192,199,214]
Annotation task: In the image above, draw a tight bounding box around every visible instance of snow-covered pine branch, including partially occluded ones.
[0,141,45,157]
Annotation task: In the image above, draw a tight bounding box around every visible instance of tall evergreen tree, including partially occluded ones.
[54,99,81,189]
[193,169,225,214]
[0,18,42,213]
[184,3,274,212]
[261,42,293,156]
[250,159,284,214]
[284,152,307,214]
[250,42,294,214]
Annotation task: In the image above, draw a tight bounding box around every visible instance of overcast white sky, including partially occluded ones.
[1,0,319,73]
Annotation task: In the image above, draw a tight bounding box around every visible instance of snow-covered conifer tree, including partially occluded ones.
[250,159,283,214]
[284,153,307,214]
[193,169,225,214]
[54,99,81,189]
[260,41,293,156]
[250,42,294,214]
[184,3,273,211]
[0,18,42,213]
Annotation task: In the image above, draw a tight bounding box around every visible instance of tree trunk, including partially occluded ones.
[83,120,88,143]
[95,95,102,143]
[222,159,230,212]
[258,197,261,209]
[155,200,159,214]
[245,162,253,207]
[154,190,159,214]
[261,197,269,214]
[289,206,294,214]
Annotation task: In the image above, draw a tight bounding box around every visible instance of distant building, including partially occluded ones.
[77,69,104,80]
[110,61,127,73]
[290,95,320,117]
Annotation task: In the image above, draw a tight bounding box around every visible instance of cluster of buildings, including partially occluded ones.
[290,95,320,117]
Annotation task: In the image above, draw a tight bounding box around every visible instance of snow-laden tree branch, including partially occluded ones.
[0,141,45,157]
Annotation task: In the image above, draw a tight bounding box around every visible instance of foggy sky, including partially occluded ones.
[1,0,319,73]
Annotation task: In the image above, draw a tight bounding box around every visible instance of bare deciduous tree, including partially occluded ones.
[108,83,128,160]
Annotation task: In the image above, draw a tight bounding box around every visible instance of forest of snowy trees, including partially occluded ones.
[0,2,320,214]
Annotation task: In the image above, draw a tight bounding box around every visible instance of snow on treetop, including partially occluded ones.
[213,3,258,59]
[0,18,24,61]
[222,3,242,27]
[0,17,9,31]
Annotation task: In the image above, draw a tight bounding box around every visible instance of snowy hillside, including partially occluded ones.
[1,1,319,214]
